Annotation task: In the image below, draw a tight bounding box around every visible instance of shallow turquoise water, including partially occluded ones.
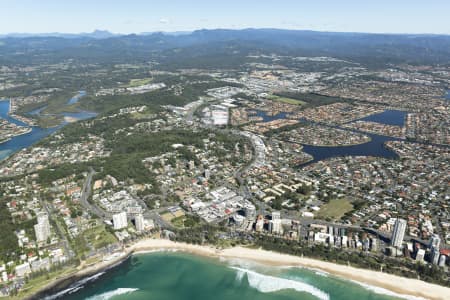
[55,252,414,300]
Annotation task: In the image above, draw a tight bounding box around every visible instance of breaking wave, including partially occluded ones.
[350,280,427,300]
[43,272,106,300]
[233,267,330,300]
[86,288,139,300]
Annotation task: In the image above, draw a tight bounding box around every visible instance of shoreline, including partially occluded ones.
[22,252,132,300]
[27,238,450,300]
[0,127,33,144]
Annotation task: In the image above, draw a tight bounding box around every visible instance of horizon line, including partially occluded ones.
[1,27,449,37]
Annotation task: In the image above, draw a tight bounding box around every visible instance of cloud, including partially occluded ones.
[159,18,170,24]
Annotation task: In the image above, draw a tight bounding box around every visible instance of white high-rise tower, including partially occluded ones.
[34,212,51,243]
[391,218,407,248]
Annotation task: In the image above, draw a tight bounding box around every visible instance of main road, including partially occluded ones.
[80,168,112,220]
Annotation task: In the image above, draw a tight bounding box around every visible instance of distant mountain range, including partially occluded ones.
[0,29,119,39]
[0,29,195,39]
[0,28,449,66]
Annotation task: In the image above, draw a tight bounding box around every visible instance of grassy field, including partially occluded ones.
[316,198,353,220]
[171,214,200,228]
[268,94,306,105]
[125,77,153,87]
[82,225,117,249]
[71,224,117,258]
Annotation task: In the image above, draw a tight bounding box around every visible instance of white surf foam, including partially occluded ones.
[43,271,106,299]
[86,288,139,300]
[314,270,328,277]
[134,248,180,255]
[233,267,330,300]
[349,279,427,300]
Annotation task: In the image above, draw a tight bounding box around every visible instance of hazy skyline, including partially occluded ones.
[0,0,449,35]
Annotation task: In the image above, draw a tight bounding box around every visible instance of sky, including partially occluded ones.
[0,0,449,35]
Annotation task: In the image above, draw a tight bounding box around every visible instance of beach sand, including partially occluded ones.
[128,239,450,300]
[63,116,79,123]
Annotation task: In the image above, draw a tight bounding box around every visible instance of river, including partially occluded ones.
[0,93,96,161]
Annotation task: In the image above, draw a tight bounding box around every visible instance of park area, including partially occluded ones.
[316,198,353,221]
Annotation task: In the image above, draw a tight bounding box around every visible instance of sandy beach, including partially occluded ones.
[63,116,79,123]
[127,239,450,300]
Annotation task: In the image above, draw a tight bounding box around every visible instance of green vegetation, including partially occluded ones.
[35,124,246,190]
[0,198,20,262]
[268,94,306,105]
[274,92,353,107]
[11,259,79,300]
[34,115,63,128]
[81,225,117,249]
[79,77,242,115]
[171,215,201,228]
[71,225,117,258]
[316,198,353,221]
[37,163,89,185]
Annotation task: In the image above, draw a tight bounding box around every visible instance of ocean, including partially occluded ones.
[48,252,421,300]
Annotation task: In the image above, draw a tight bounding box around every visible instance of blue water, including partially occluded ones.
[0,126,61,161]
[251,109,403,165]
[357,110,407,126]
[301,132,399,166]
[256,110,288,122]
[63,110,97,120]
[67,91,86,105]
[0,100,28,126]
[0,99,96,161]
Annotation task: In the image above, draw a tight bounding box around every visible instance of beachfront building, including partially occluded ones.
[269,211,282,235]
[391,218,407,248]
[269,219,282,235]
[113,212,128,230]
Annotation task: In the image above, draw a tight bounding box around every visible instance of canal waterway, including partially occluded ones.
[356,109,407,126]
[256,109,405,165]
